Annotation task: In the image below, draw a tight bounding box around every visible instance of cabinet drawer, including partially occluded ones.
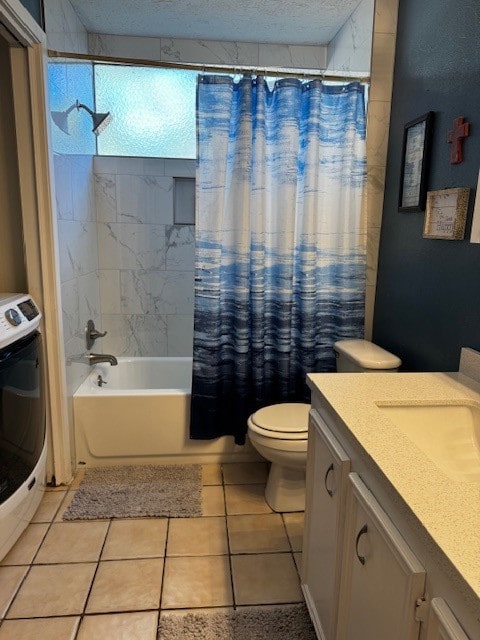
[337,473,426,640]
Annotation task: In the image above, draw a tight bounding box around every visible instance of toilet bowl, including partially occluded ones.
[247,339,402,513]
[247,403,310,513]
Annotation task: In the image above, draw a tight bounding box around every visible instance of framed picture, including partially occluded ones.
[423,188,470,240]
[398,112,434,212]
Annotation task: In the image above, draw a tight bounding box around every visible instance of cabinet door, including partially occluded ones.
[337,473,426,640]
[425,599,471,640]
[301,409,351,640]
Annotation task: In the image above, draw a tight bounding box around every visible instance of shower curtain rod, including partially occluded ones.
[47,49,370,83]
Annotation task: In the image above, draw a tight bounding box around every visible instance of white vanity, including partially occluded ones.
[302,349,480,640]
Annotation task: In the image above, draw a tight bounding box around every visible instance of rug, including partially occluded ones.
[62,464,202,520]
[157,604,317,639]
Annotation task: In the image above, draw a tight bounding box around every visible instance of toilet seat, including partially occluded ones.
[248,403,310,440]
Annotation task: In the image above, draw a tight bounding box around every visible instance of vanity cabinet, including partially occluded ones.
[336,473,426,640]
[425,599,471,640]
[301,409,351,640]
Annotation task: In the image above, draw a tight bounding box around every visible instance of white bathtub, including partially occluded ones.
[73,357,259,467]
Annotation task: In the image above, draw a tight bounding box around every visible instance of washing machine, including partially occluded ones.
[0,293,46,560]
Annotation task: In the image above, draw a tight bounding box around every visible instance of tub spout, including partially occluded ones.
[87,353,118,366]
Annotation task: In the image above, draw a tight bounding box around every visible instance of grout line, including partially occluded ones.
[158,516,171,615]
[221,464,237,611]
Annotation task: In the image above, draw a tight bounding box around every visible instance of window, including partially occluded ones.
[94,65,197,158]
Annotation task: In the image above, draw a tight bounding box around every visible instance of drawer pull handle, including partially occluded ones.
[355,524,368,565]
[324,463,334,497]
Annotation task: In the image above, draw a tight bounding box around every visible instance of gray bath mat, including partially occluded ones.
[158,604,316,639]
[63,464,202,520]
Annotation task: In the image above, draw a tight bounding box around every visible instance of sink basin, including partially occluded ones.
[376,402,480,483]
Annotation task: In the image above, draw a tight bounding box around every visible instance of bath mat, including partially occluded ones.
[63,464,202,520]
[158,604,316,640]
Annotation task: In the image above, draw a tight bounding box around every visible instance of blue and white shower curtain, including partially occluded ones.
[191,75,367,444]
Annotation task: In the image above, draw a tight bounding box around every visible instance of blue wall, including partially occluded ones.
[373,0,480,371]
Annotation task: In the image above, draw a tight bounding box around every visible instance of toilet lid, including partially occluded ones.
[250,403,310,434]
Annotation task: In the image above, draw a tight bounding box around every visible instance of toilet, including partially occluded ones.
[247,339,402,512]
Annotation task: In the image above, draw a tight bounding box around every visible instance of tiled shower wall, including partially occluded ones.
[93,156,195,357]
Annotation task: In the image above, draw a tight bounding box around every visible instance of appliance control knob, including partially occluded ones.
[5,308,21,326]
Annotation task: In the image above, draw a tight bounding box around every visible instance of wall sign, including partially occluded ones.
[399,112,434,212]
[423,188,470,240]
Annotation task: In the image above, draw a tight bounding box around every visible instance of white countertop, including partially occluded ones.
[307,370,480,599]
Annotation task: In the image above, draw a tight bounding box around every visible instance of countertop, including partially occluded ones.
[307,369,480,600]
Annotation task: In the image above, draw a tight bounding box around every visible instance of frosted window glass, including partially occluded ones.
[95,65,197,158]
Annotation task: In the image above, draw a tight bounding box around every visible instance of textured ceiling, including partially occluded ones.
[70,0,362,45]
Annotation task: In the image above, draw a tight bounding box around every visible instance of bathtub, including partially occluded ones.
[73,357,259,467]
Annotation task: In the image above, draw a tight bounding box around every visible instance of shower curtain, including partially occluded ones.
[191,75,367,445]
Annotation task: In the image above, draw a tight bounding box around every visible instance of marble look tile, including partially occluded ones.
[167,315,194,356]
[71,156,95,222]
[166,225,195,271]
[78,271,101,328]
[231,553,302,605]
[95,174,117,222]
[85,558,163,613]
[162,556,233,608]
[97,223,165,271]
[164,158,196,178]
[259,44,327,70]
[116,175,173,225]
[93,156,119,175]
[366,226,381,287]
[114,156,165,176]
[366,165,386,229]
[161,38,258,66]
[58,220,99,280]
[0,566,28,617]
[98,270,121,314]
[77,612,158,640]
[120,270,193,315]
[53,154,73,220]
[7,564,96,618]
[1,524,49,566]
[370,32,396,102]
[0,617,79,640]
[88,33,161,60]
[100,314,168,357]
[61,279,79,342]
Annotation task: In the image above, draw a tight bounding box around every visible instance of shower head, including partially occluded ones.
[50,100,112,136]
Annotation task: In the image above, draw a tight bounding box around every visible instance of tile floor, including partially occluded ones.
[0,462,305,639]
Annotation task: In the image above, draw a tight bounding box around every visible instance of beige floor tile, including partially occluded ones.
[227,514,290,554]
[162,555,233,609]
[283,512,304,552]
[294,552,302,573]
[223,462,269,485]
[77,611,158,640]
[167,517,228,556]
[0,566,28,617]
[31,491,65,523]
[224,484,272,515]
[7,563,96,618]
[69,467,86,490]
[1,524,48,566]
[34,521,109,564]
[85,558,163,613]
[231,553,303,605]
[102,519,168,560]
[0,616,80,640]
[201,464,223,485]
[201,485,226,516]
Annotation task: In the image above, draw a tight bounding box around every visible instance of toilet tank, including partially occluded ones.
[334,339,401,373]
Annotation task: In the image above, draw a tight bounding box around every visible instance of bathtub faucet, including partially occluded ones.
[87,353,118,366]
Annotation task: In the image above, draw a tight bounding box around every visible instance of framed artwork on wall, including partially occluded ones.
[398,111,434,212]
[423,188,470,240]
